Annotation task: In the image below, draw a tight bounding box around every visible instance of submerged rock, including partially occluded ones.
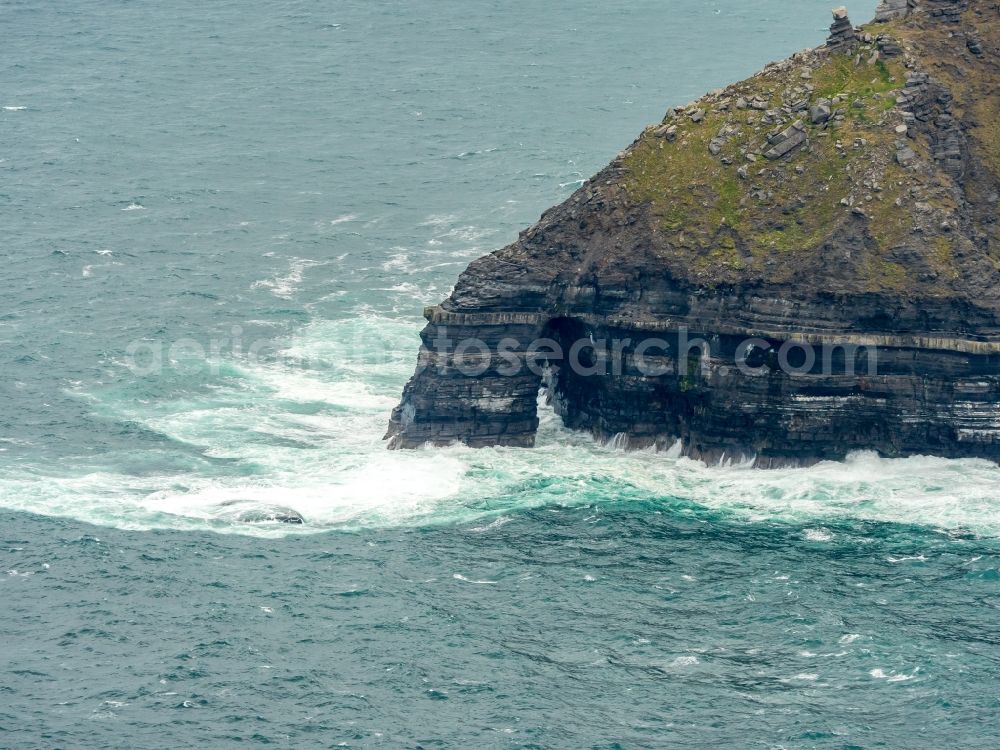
[217,501,305,525]
[387,2,1000,467]
[241,509,305,525]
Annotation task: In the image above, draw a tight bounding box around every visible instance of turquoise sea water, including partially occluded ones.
[3,1,999,747]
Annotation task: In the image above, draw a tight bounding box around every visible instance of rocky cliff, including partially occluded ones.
[387,0,1000,467]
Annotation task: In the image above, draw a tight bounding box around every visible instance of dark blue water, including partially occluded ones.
[4,509,999,748]
[4,0,1000,747]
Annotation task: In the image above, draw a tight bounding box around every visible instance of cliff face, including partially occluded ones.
[387,0,1000,466]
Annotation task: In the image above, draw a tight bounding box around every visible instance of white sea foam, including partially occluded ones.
[419,214,458,227]
[251,257,325,299]
[377,282,439,303]
[886,554,928,563]
[870,668,919,682]
[804,528,833,542]
[455,147,499,158]
[3,106,27,111]
[439,225,493,245]
[469,516,513,532]
[668,656,700,667]
[249,365,398,410]
[381,250,412,272]
[4,315,1000,537]
[121,202,145,211]
[611,447,1000,537]
[452,574,498,584]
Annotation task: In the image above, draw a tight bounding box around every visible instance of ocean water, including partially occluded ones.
[2,0,999,747]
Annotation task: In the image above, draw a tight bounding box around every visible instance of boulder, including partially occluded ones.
[216,500,307,525]
[810,100,832,124]
[763,120,807,159]
[896,142,919,167]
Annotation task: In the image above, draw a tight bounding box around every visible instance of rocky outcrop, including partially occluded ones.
[875,0,917,22]
[827,7,859,51]
[925,0,970,23]
[387,1,1000,466]
[763,119,808,159]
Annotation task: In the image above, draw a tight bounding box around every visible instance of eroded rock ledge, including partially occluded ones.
[387,0,1000,467]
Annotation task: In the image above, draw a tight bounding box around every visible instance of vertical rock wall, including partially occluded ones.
[386,1,1000,466]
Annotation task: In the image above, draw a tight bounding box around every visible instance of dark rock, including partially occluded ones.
[877,34,904,57]
[827,7,858,52]
[256,510,305,525]
[933,112,966,178]
[387,0,1000,467]
[924,0,970,23]
[709,124,740,155]
[217,501,306,525]
[875,0,914,22]
[654,123,678,141]
[896,142,919,166]
[810,100,832,124]
[763,120,807,159]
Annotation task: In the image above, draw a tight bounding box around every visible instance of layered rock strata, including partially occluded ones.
[875,0,918,22]
[387,1,1000,466]
[828,7,860,51]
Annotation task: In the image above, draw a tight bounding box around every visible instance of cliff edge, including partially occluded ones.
[387,0,1000,467]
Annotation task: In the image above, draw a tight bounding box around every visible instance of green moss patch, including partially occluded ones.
[622,48,907,288]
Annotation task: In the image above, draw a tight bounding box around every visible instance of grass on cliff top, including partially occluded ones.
[867,6,1000,255]
[622,49,913,289]
[879,7,1000,181]
[812,53,895,100]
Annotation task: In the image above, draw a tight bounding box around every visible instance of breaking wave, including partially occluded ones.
[2,313,1000,538]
